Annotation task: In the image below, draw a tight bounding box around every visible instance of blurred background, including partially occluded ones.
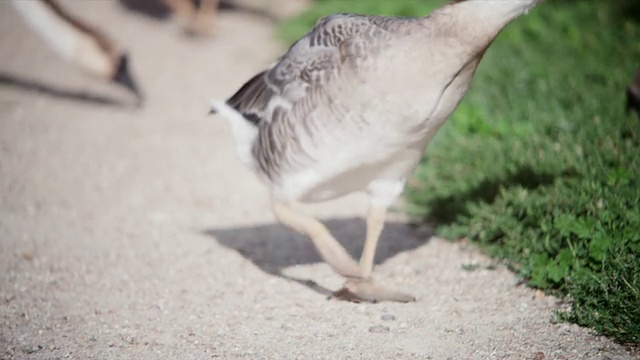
[1,0,638,351]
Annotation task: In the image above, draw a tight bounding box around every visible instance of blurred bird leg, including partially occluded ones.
[9,0,144,101]
[164,0,218,37]
[332,204,416,303]
[272,201,362,279]
[163,0,196,18]
[273,200,416,303]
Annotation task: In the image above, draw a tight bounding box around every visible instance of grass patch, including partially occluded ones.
[277,0,442,44]
[278,0,640,345]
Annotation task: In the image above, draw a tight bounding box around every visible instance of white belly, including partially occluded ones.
[272,136,427,203]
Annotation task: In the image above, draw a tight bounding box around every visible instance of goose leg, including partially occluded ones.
[187,0,218,36]
[359,205,386,278]
[272,199,414,303]
[331,205,416,303]
[272,201,362,279]
[164,0,196,18]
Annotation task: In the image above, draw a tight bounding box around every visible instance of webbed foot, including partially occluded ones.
[329,278,416,303]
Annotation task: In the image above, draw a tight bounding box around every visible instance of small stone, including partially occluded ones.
[21,345,43,354]
[560,324,573,334]
[381,314,396,321]
[369,325,390,333]
[21,252,34,261]
[532,352,545,360]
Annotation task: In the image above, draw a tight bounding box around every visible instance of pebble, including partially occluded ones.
[381,314,396,321]
[532,352,545,360]
[369,325,390,333]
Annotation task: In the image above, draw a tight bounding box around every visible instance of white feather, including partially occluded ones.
[210,99,258,169]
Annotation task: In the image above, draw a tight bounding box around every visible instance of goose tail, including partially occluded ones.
[209,98,259,168]
[208,99,227,115]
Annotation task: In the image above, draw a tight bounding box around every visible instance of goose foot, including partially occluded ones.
[184,14,216,37]
[328,278,416,303]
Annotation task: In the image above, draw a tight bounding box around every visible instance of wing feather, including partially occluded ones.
[225,14,413,125]
[224,14,416,178]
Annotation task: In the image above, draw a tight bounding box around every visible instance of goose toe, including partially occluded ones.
[329,278,416,304]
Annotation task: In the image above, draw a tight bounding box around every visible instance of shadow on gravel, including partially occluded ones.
[0,72,136,109]
[203,218,432,296]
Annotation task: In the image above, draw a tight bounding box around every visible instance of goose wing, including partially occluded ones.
[226,14,414,126]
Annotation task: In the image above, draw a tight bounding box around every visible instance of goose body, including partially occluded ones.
[211,0,542,302]
[10,0,143,100]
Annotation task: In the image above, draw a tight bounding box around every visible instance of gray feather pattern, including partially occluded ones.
[226,14,421,182]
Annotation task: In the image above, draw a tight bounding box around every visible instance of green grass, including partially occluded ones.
[278,0,640,345]
[277,0,442,44]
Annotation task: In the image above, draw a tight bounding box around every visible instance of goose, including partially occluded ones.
[210,0,543,303]
[10,0,143,101]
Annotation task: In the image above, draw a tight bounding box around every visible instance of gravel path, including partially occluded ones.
[0,1,635,359]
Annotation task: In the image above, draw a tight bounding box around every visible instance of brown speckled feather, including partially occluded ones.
[226,14,419,125]
[225,14,422,179]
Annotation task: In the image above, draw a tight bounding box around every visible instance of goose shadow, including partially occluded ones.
[203,218,432,296]
[0,72,136,109]
[118,0,281,23]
